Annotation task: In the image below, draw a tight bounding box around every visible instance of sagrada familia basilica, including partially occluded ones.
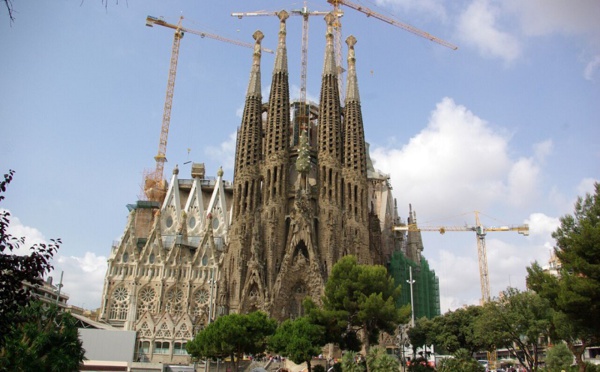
[99,11,430,364]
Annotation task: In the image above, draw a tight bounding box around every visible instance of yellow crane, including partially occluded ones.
[393,211,528,303]
[143,15,274,202]
[393,210,528,370]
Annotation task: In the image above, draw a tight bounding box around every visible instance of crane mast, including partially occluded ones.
[143,15,273,202]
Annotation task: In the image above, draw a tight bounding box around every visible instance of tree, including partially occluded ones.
[407,317,432,358]
[322,255,406,352]
[0,170,61,346]
[474,288,552,372]
[269,316,325,372]
[365,346,400,372]
[545,343,574,372]
[428,306,486,355]
[341,351,366,372]
[0,301,85,371]
[527,182,600,372]
[436,349,485,372]
[303,297,362,352]
[186,311,276,372]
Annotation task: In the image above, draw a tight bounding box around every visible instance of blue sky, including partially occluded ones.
[1,0,598,313]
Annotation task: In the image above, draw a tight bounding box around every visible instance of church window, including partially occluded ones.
[195,289,209,305]
[149,253,155,264]
[165,286,184,316]
[166,215,174,228]
[122,252,129,263]
[140,321,153,338]
[155,322,172,339]
[137,287,157,319]
[109,286,129,320]
[175,323,192,339]
[154,341,170,355]
[174,342,188,355]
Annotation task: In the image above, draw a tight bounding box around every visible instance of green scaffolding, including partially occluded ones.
[388,251,441,319]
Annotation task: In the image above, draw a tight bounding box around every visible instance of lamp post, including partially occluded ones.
[407,266,416,327]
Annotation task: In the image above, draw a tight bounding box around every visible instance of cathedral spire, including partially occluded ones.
[323,12,337,76]
[273,11,289,74]
[233,30,264,218]
[345,35,360,103]
[246,30,264,97]
[317,12,342,162]
[264,10,290,159]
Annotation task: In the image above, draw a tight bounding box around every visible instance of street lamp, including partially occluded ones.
[407,266,416,327]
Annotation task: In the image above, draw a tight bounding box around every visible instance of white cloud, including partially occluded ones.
[503,1,600,78]
[1,209,47,255]
[504,0,600,38]
[583,55,600,81]
[457,0,521,63]
[533,140,552,162]
[52,252,107,310]
[204,132,237,172]
[525,212,560,238]
[576,177,599,197]
[507,157,540,207]
[371,97,515,219]
[2,209,107,310]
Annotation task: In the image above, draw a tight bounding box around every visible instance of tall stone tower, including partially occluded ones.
[221,12,373,321]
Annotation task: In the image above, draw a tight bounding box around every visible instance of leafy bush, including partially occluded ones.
[545,343,573,372]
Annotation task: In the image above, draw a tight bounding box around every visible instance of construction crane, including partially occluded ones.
[393,211,528,303]
[326,0,457,98]
[327,0,457,50]
[143,15,274,202]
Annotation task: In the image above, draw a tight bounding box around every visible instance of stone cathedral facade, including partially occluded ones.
[99,11,418,364]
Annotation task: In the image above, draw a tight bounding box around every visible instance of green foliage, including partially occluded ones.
[428,306,485,355]
[436,349,485,372]
[322,255,405,350]
[545,343,574,372]
[341,351,366,372]
[407,317,431,354]
[312,365,326,372]
[475,288,552,371]
[0,301,85,371]
[269,316,324,372]
[527,183,600,372]
[187,311,276,371]
[0,170,61,346]
[365,346,399,372]
[303,297,360,351]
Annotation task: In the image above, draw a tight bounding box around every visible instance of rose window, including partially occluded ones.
[113,287,129,301]
[195,290,209,305]
[139,287,156,303]
[167,288,184,303]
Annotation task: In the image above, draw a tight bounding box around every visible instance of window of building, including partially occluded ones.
[174,342,188,355]
[154,341,170,355]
